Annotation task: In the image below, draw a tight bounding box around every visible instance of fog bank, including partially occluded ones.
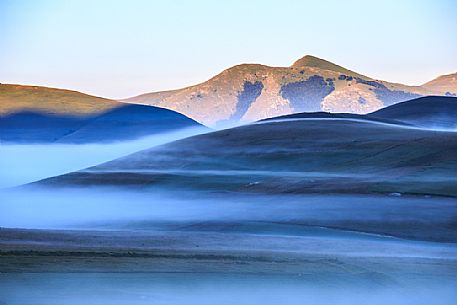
[1,273,456,305]
[0,127,207,188]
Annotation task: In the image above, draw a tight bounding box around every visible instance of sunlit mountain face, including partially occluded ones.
[124,55,457,127]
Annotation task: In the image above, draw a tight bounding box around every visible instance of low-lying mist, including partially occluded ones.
[256,117,457,132]
[2,188,456,305]
[1,273,457,305]
[0,127,207,188]
[1,187,457,243]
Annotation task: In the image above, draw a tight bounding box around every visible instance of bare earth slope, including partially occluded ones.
[422,72,457,96]
[124,55,449,126]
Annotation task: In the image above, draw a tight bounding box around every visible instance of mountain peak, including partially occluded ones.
[125,55,441,126]
[291,55,363,77]
[291,55,330,67]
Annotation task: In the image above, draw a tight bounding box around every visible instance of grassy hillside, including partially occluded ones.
[422,72,457,95]
[40,117,457,197]
[0,84,119,115]
[290,55,367,78]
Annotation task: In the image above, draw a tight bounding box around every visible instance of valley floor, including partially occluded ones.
[1,225,457,305]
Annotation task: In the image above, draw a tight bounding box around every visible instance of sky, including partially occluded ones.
[1,0,457,99]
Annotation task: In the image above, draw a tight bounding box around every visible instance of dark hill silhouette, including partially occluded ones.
[260,111,408,126]
[259,96,457,129]
[370,96,457,128]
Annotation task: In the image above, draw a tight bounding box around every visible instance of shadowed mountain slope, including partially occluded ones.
[0,84,204,143]
[370,96,457,129]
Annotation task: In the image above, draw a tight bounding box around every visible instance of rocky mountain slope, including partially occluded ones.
[124,55,454,126]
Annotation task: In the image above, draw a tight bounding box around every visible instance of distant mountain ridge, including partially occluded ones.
[124,55,456,126]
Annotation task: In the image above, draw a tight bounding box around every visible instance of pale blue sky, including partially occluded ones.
[1,0,456,99]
